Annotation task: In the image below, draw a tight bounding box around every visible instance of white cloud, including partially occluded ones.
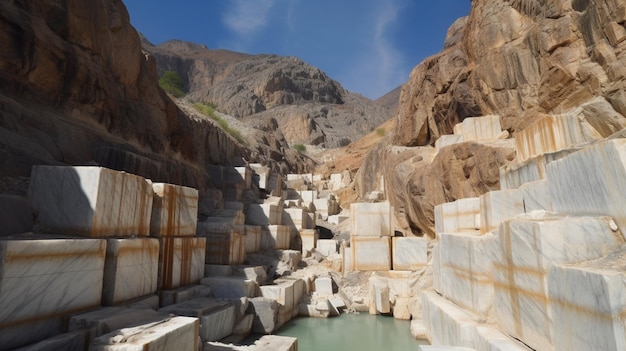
[222,0,276,36]
[371,1,408,94]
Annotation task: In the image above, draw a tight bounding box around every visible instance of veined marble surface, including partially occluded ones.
[520,180,553,212]
[150,183,198,237]
[158,298,235,342]
[350,202,394,236]
[300,228,318,255]
[89,316,199,351]
[247,203,283,226]
[158,237,206,290]
[68,307,167,338]
[455,115,503,142]
[282,208,307,231]
[244,225,262,254]
[351,236,391,271]
[434,198,480,235]
[392,236,428,271]
[29,166,153,237]
[316,239,338,257]
[493,213,624,351]
[102,238,159,305]
[479,189,524,234]
[201,276,258,298]
[0,235,106,350]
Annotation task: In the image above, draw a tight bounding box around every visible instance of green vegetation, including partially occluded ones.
[159,71,185,97]
[293,143,307,153]
[193,103,247,145]
[376,127,386,137]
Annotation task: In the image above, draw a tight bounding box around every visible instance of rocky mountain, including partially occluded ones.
[144,40,394,148]
[355,0,626,236]
[0,0,311,192]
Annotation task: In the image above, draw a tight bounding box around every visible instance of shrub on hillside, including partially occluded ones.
[159,71,185,98]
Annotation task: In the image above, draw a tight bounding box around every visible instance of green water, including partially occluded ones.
[275,313,428,350]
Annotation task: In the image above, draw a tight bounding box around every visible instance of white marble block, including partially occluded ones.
[102,238,159,306]
[89,316,199,351]
[150,183,198,237]
[368,279,390,315]
[455,115,503,141]
[314,198,340,219]
[202,232,245,265]
[392,236,428,271]
[261,225,291,250]
[158,298,235,342]
[499,148,575,190]
[435,134,464,152]
[479,189,524,234]
[342,245,353,275]
[0,235,106,349]
[350,202,394,236]
[68,307,167,339]
[492,213,624,351]
[287,173,313,182]
[297,190,318,205]
[314,276,334,296]
[422,289,478,348]
[548,248,626,351]
[268,173,282,197]
[28,166,153,237]
[158,237,206,290]
[201,277,258,298]
[159,285,212,307]
[244,225,262,253]
[434,197,480,235]
[249,163,270,190]
[300,229,318,254]
[316,239,338,256]
[438,232,495,317]
[351,236,391,271]
[283,208,306,231]
[12,330,89,351]
[250,335,298,351]
[547,139,626,238]
[520,180,553,212]
[247,202,283,226]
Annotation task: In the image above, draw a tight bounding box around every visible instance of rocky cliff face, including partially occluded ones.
[145,40,394,148]
[0,0,309,191]
[357,0,626,235]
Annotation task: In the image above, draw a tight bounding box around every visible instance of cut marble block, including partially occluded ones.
[89,316,198,351]
[204,264,233,277]
[247,297,279,334]
[0,195,33,236]
[342,245,354,275]
[351,236,391,271]
[268,173,282,198]
[434,198,480,235]
[249,163,270,190]
[235,166,252,188]
[208,165,250,187]
[200,277,258,298]
[222,182,245,201]
[479,189,524,234]
[368,280,390,314]
[202,208,245,226]
[520,180,553,212]
[438,232,495,317]
[514,114,593,162]
[244,225,262,253]
[432,243,442,293]
[102,238,159,306]
[150,183,198,237]
[298,190,318,205]
[202,231,245,265]
[28,166,153,237]
[13,330,88,351]
[282,208,305,231]
[474,326,532,351]
[234,266,267,285]
[287,173,313,182]
[159,298,235,342]
[300,228,318,254]
[422,289,478,347]
[261,225,291,250]
[314,197,340,218]
[158,237,206,290]
[328,214,349,225]
[547,139,626,238]
[350,202,394,236]
[455,115,503,141]
[493,213,624,351]
[68,307,167,339]
[247,203,283,226]
[314,276,334,296]
[159,285,212,307]
[0,235,106,350]
[392,236,428,271]
[499,148,575,190]
[316,239,338,256]
[251,335,298,351]
[548,247,626,351]
[435,134,464,152]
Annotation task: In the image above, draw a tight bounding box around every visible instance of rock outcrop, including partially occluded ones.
[357,0,626,235]
[144,40,394,148]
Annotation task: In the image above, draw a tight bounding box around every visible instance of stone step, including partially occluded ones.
[159,285,212,308]
[68,307,168,341]
[158,298,235,342]
[200,277,259,299]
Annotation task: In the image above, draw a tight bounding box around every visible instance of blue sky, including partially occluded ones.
[124,1,471,100]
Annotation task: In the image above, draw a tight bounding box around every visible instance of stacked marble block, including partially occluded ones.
[435,115,506,152]
[246,197,292,250]
[426,126,626,350]
[0,166,206,350]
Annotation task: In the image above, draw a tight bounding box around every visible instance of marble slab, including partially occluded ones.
[202,231,246,265]
[249,163,270,190]
[244,225,262,253]
[159,285,212,307]
[342,245,353,275]
[479,189,524,234]
[261,225,291,250]
[102,238,159,306]
[434,198,480,235]
[297,190,318,204]
[316,239,338,256]
[350,202,394,236]
[268,172,282,198]
[68,307,167,339]
[150,183,198,237]
[282,208,306,231]
[548,247,626,351]
[201,277,258,298]
[514,114,589,162]
[0,235,106,349]
[159,298,235,342]
[351,236,391,271]
[89,316,199,351]
[435,134,464,152]
[392,236,428,271]
[247,203,283,226]
[546,139,626,239]
[202,208,245,226]
[0,195,33,236]
[438,232,495,317]
[314,276,334,296]
[368,280,390,315]
[300,228,318,255]
[422,289,478,347]
[492,213,624,351]
[520,179,553,212]
[28,166,153,237]
[247,297,279,334]
[158,237,206,290]
[432,243,442,294]
[456,115,503,141]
